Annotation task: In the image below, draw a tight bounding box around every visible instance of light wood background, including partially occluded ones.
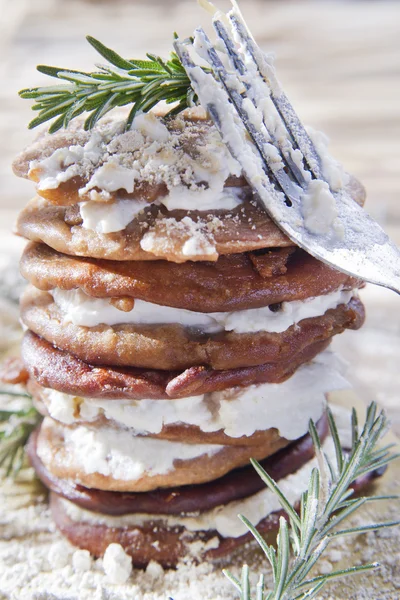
[0,0,399,433]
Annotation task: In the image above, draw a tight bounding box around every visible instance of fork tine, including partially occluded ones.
[173,38,293,217]
[192,28,303,207]
[228,11,323,182]
[212,18,308,187]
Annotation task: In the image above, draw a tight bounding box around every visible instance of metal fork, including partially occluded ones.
[173,9,400,295]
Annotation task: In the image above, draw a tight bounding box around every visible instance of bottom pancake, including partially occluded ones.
[49,453,380,568]
[50,491,282,568]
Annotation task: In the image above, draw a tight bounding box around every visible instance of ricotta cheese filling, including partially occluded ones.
[28,111,242,206]
[50,288,355,334]
[41,351,348,440]
[79,187,244,234]
[37,418,223,482]
[61,437,336,538]
[301,180,338,236]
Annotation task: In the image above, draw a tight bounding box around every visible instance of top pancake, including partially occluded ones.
[12,108,246,206]
[14,109,366,263]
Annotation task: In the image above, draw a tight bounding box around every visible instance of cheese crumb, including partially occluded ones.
[145,560,164,581]
[103,543,132,584]
[72,549,92,572]
[48,541,71,569]
[301,179,338,235]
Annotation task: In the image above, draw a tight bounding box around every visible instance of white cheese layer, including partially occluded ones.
[50,288,355,334]
[28,112,242,207]
[79,198,149,234]
[61,437,336,538]
[37,418,222,482]
[42,351,348,440]
[79,187,244,234]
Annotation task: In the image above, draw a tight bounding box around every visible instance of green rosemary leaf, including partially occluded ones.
[328,520,400,538]
[256,575,264,600]
[295,579,327,600]
[28,99,75,129]
[351,407,359,452]
[298,563,380,590]
[57,72,104,86]
[37,65,86,78]
[0,394,42,479]
[0,391,32,399]
[299,469,319,558]
[275,517,290,598]
[86,36,135,71]
[242,565,251,600]
[357,455,400,478]
[250,458,302,529]
[322,497,366,536]
[49,114,70,134]
[287,538,329,590]
[146,54,172,74]
[327,407,344,474]
[239,514,276,567]
[129,59,165,71]
[337,494,399,510]
[0,409,31,421]
[222,569,241,593]
[63,99,89,129]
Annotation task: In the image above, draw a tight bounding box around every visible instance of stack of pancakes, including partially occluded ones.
[12,109,366,567]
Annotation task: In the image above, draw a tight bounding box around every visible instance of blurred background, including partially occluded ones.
[0,0,399,430]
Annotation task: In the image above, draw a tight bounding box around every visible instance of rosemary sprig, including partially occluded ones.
[224,402,400,600]
[19,35,197,133]
[0,390,42,478]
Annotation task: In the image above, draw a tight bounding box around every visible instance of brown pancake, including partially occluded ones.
[12,109,247,206]
[15,175,365,263]
[28,414,328,515]
[36,417,290,492]
[21,242,363,312]
[20,287,365,370]
[22,331,331,399]
[15,195,294,262]
[49,468,379,568]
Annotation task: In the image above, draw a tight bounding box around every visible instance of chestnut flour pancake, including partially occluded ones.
[16,174,365,263]
[20,287,365,370]
[22,331,331,399]
[35,416,291,492]
[21,242,362,312]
